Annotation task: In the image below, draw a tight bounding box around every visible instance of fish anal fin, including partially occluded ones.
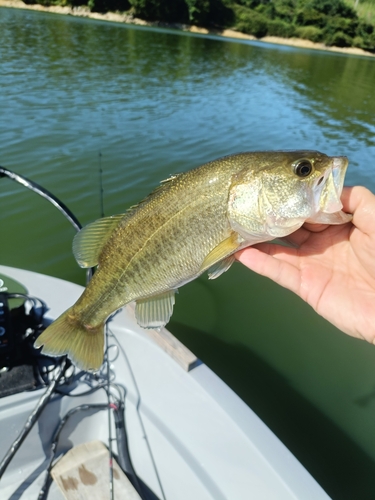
[135,290,176,329]
[34,309,104,371]
[207,255,236,280]
[200,232,242,274]
[73,214,124,268]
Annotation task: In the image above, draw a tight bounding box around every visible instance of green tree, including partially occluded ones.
[129,0,189,22]
[185,0,210,24]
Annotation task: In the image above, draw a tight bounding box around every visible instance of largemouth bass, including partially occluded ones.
[35,151,351,370]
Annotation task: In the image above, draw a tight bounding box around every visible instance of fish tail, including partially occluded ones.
[34,308,105,371]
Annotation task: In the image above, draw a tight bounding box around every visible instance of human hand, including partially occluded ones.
[235,186,375,344]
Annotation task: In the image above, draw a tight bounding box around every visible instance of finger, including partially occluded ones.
[282,226,311,247]
[281,222,327,247]
[236,246,301,295]
[341,186,375,234]
[302,223,330,233]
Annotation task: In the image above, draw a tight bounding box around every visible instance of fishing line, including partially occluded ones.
[98,150,105,218]
[97,150,116,499]
[109,328,167,500]
[105,322,115,500]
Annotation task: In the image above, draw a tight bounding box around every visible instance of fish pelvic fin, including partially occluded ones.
[34,309,105,372]
[207,255,236,280]
[200,232,242,274]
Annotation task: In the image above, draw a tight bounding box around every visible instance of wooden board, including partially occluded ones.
[51,441,141,500]
[126,302,200,372]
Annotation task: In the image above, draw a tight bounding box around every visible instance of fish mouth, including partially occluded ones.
[315,156,348,214]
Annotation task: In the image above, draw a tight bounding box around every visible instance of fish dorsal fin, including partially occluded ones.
[135,290,176,329]
[207,255,236,280]
[200,232,242,274]
[126,174,181,213]
[73,214,124,268]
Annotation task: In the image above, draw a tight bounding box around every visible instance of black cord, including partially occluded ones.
[37,403,108,500]
[111,400,144,497]
[42,365,145,499]
[0,291,146,499]
[7,293,47,313]
[55,382,108,398]
[0,357,67,479]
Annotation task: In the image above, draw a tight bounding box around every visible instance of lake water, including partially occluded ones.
[1,6,375,498]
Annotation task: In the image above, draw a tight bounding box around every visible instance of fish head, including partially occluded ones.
[228,150,351,242]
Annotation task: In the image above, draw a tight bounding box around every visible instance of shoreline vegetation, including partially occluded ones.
[1,0,374,57]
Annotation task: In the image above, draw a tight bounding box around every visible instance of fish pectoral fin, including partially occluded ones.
[200,233,242,275]
[306,210,353,225]
[269,237,299,249]
[207,255,236,280]
[135,290,177,329]
[73,214,124,268]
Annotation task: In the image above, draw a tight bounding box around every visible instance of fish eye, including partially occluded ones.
[294,160,313,178]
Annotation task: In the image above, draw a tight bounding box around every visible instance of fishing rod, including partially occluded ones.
[0,166,82,233]
[0,165,93,283]
[0,166,80,479]
[0,164,123,498]
[0,357,68,479]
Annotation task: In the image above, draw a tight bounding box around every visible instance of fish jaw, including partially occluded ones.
[307,156,352,224]
[320,156,348,213]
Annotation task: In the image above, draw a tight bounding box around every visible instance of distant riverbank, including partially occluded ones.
[1,0,374,58]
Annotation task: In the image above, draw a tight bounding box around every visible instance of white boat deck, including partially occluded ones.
[0,265,330,499]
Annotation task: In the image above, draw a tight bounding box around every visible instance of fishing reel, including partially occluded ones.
[0,291,55,398]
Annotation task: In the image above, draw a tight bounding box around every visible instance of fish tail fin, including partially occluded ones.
[34,308,105,372]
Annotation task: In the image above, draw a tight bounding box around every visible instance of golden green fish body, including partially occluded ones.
[73,155,235,325]
[35,151,351,370]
